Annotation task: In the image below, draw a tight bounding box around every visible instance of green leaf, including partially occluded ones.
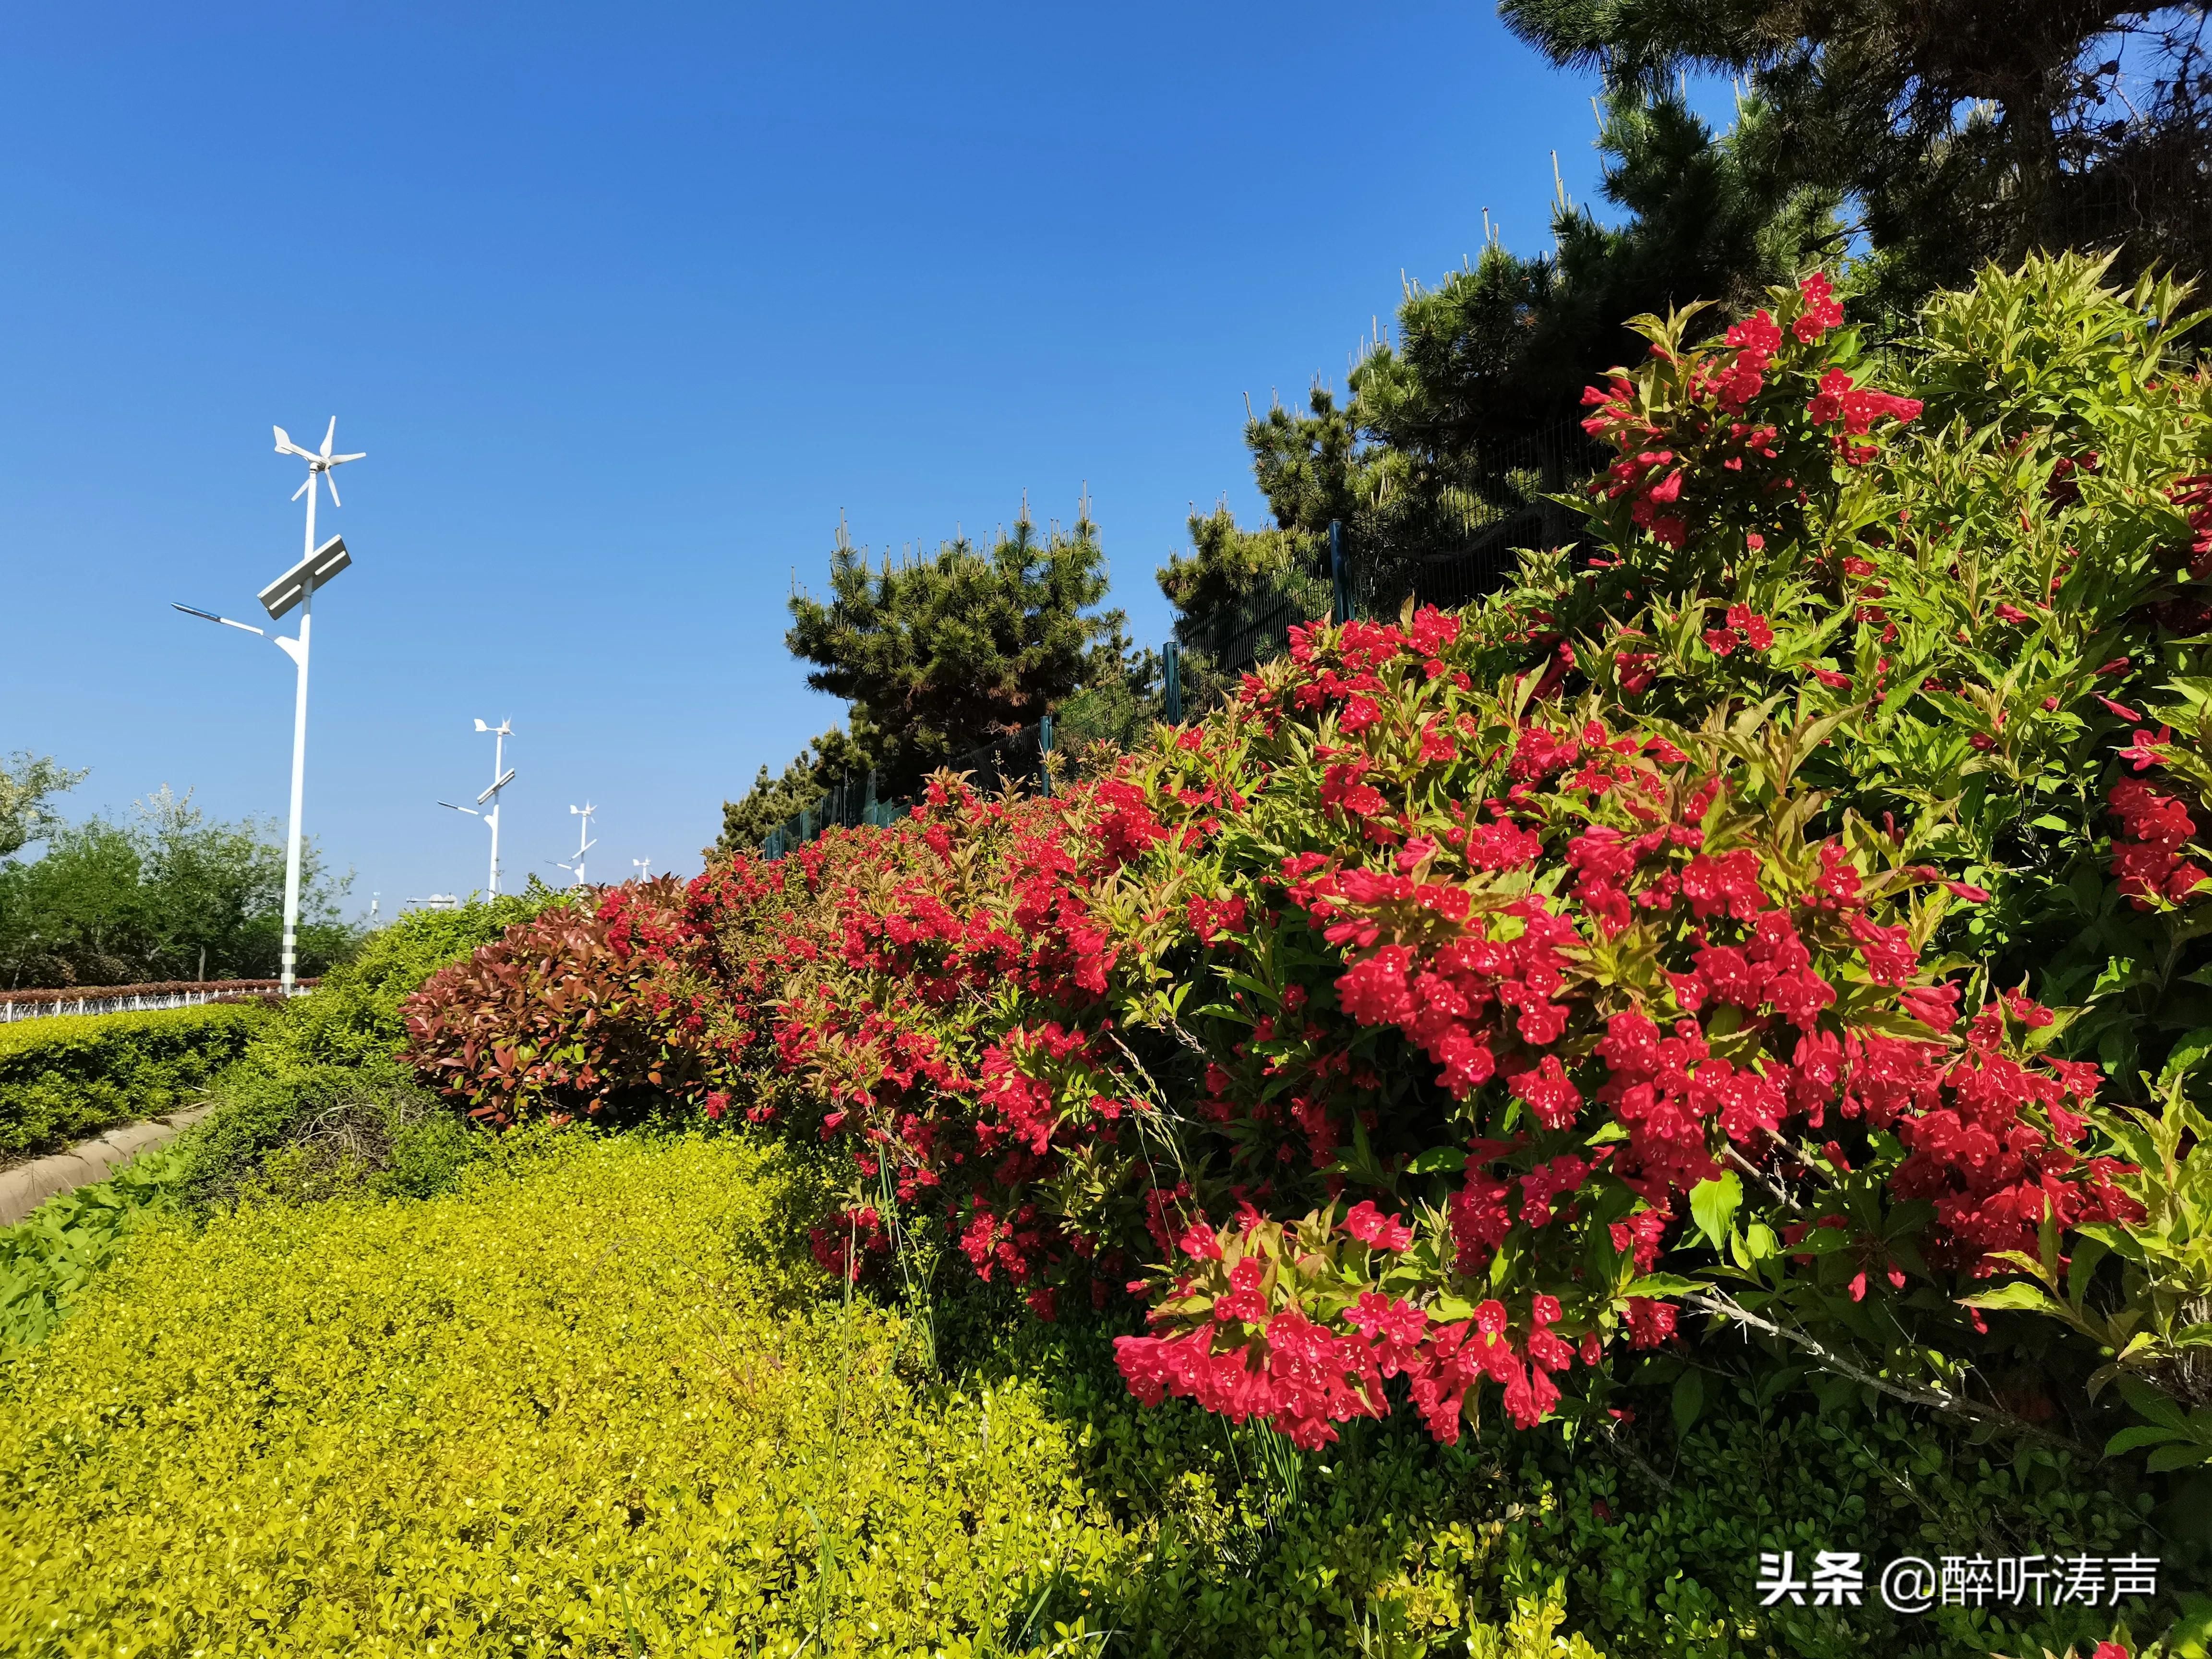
[1622,1273,1704,1298]
[2146,1441,2212,1473]
[2067,1236,2109,1308]
[1958,1281,2062,1315]
[1671,1369,1705,1438]
[1689,1173,1741,1254]
[1402,1146,1467,1175]
[2160,1027,2212,1091]
[2117,1373,2193,1432]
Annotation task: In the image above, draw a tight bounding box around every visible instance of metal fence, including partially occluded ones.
[1342,420,1601,621]
[759,719,1058,860]
[0,978,316,1023]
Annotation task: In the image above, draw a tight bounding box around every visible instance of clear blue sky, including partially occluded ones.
[2,1,1670,912]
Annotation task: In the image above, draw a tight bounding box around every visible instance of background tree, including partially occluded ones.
[1500,0,2212,313]
[0,752,85,860]
[712,726,871,858]
[1157,87,1839,627]
[781,503,1134,793]
[0,789,356,987]
[1154,504,1304,626]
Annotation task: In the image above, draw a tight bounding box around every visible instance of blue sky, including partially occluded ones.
[3,1,1688,912]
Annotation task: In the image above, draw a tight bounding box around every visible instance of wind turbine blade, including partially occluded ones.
[321,417,336,457]
[273,425,291,451]
[324,474,340,508]
[329,452,366,464]
[292,476,312,501]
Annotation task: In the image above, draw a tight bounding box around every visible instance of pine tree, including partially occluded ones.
[1158,86,1838,628]
[711,726,871,857]
[1501,0,2212,311]
[714,501,1133,849]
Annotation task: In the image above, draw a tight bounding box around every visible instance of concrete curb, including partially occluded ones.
[0,1106,214,1227]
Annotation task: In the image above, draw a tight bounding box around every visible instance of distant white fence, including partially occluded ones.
[0,979,318,1024]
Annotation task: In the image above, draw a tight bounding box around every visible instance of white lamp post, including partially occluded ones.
[171,418,363,992]
[555,802,597,887]
[439,720,515,896]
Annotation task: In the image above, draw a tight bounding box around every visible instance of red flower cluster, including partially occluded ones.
[2172,473,2212,578]
[2110,780,2209,909]
[1703,604,1774,656]
[1581,270,1918,556]
[1804,369,1923,463]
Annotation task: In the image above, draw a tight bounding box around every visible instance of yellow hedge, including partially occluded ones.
[0,1134,1141,1657]
[0,1000,269,1159]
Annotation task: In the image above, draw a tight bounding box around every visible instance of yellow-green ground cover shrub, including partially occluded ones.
[0,1128,2167,1657]
[0,1133,1133,1658]
[0,1000,267,1160]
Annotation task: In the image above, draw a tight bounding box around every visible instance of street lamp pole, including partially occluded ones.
[171,419,361,993]
[438,719,516,898]
[276,581,313,985]
[559,802,597,888]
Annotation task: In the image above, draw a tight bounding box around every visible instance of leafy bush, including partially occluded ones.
[1,1130,2164,1657]
[401,878,733,1127]
[0,1000,268,1160]
[986,1308,2165,1659]
[176,1060,482,1211]
[247,888,567,1075]
[153,890,571,1210]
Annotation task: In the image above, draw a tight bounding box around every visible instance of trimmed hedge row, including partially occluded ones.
[0,1002,270,1162]
[0,978,304,1009]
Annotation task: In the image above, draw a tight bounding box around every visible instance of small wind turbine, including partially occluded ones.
[272,419,366,557]
[172,416,365,991]
[555,802,598,887]
[633,857,652,883]
[438,719,516,896]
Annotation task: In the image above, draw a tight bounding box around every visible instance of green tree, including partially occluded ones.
[712,726,871,858]
[1154,504,1303,626]
[0,753,84,860]
[782,504,1134,793]
[0,790,356,988]
[1500,0,2212,313]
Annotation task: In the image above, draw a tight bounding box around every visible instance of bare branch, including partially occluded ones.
[1683,1290,2098,1459]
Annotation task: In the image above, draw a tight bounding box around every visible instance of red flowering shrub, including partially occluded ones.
[401,253,2212,1459]
[486,610,2125,1450]
[1448,256,2212,1098]
[402,877,746,1127]
[1580,269,1919,554]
